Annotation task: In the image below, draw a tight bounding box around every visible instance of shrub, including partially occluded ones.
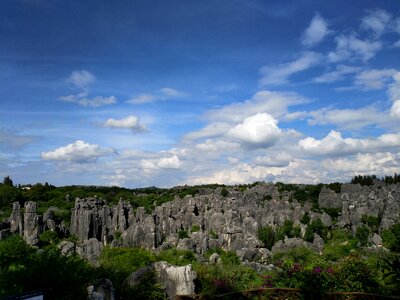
[178,229,189,239]
[220,187,229,197]
[209,229,218,239]
[361,214,380,233]
[304,218,327,242]
[382,223,400,252]
[191,224,200,233]
[355,225,371,247]
[276,220,301,241]
[257,225,276,250]
[300,212,310,225]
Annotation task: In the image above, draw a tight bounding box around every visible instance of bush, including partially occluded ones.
[300,212,310,225]
[361,214,380,233]
[220,188,229,197]
[257,225,276,250]
[178,229,189,239]
[304,218,328,242]
[355,225,371,247]
[191,224,200,233]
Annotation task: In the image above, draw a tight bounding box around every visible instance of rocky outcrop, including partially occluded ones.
[125,262,197,300]
[23,202,40,246]
[87,278,115,300]
[9,202,22,234]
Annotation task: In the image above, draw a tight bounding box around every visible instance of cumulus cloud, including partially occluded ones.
[41,140,114,163]
[361,9,391,38]
[160,87,187,98]
[299,130,400,156]
[227,113,282,148]
[103,116,145,131]
[391,100,400,119]
[389,72,400,101]
[253,152,292,167]
[314,65,361,83]
[308,106,388,130]
[141,154,182,170]
[322,152,400,175]
[67,70,95,89]
[354,68,397,90]
[204,90,306,123]
[259,52,321,86]
[301,13,331,47]
[328,34,382,62]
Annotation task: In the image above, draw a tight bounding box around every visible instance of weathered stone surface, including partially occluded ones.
[58,240,75,256]
[153,261,197,300]
[318,187,341,209]
[77,238,103,266]
[371,233,383,247]
[312,233,324,253]
[23,201,40,246]
[9,202,22,234]
[209,252,220,264]
[271,237,313,254]
[87,279,115,300]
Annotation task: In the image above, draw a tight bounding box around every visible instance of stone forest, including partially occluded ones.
[0,175,400,299]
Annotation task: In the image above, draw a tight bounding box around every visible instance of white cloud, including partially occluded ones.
[322,152,399,175]
[127,87,187,104]
[389,72,400,101]
[67,70,95,89]
[60,94,117,107]
[103,116,145,131]
[354,68,397,90]
[141,154,182,170]
[41,140,114,163]
[391,100,400,119]
[394,40,400,48]
[227,113,282,148]
[61,71,117,107]
[299,130,400,156]
[184,123,231,141]
[160,87,187,98]
[204,90,306,123]
[259,52,321,86]
[328,34,382,62]
[314,65,361,83]
[126,94,156,104]
[253,152,292,167]
[361,9,391,38]
[195,140,239,153]
[308,106,388,130]
[301,13,331,47]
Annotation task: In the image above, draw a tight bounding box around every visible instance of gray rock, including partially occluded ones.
[177,238,193,251]
[153,261,197,300]
[312,233,324,253]
[58,240,75,256]
[318,187,341,209]
[209,252,220,264]
[9,202,22,234]
[371,233,383,247]
[87,279,115,300]
[78,238,103,266]
[23,201,40,246]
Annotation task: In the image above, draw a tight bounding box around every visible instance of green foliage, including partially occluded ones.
[220,187,229,197]
[0,235,93,299]
[98,246,155,295]
[257,225,276,250]
[39,230,60,248]
[300,212,310,225]
[321,208,341,222]
[351,174,377,186]
[323,229,357,261]
[209,229,218,239]
[122,269,167,300]
[191,224,200,233]
[382,223,400,252]
[178,229,189,239]
[272,246,318,266]
[304,218,328,242]
[335,254,380,293]
[361,214,380,233]
[355,225,371,247]
[156,248,196,266]
[276,220,301,241]
[2,176,13,186]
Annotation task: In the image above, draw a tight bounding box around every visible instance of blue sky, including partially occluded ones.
[1,0,400,187]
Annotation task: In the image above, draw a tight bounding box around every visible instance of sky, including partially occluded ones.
[1,0,400,187]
